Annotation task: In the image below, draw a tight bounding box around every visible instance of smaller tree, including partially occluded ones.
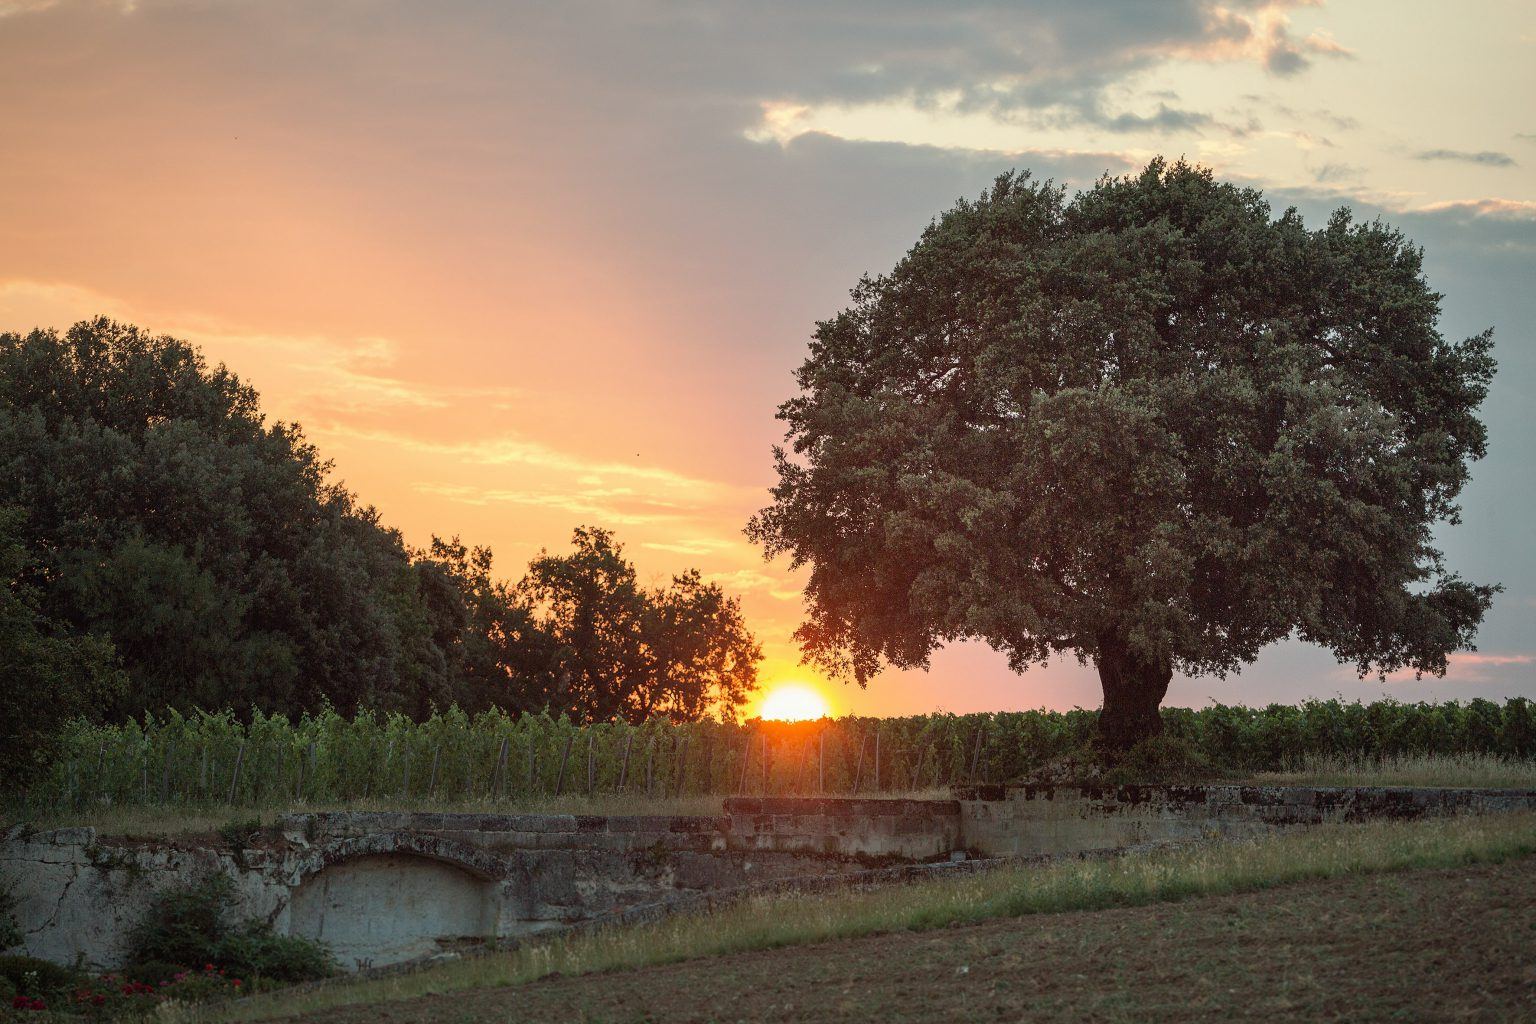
[518,527,762,722]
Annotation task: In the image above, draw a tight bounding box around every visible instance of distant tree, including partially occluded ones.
[748,159,1497,749]
[0,508,123,788]
[0,318,442,719]
[519,527,761,722]
[413,536,561,716]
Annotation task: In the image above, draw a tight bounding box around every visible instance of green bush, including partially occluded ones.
[0,880,21,951]
[126,874,235,967]
[0,953,77,998]
[215,920,335,983]
[1100,735,1222,785]
[125,874,335,984]
[120,959,186,986]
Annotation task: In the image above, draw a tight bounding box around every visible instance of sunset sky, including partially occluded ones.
[2,0,1532,717]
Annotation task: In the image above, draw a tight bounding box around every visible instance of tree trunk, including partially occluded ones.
[1094,632,1172,751]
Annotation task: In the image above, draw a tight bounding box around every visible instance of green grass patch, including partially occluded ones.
[195,811,1536,1023]
[1249,752,1536,790]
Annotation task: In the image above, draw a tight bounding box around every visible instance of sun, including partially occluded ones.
[757,683,830,722]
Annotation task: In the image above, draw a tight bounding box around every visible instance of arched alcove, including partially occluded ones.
[288,853,495,969]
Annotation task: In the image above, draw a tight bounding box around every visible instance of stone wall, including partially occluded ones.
[6,785,1533,973]
[0,810,901,972]
[721,797,962,860]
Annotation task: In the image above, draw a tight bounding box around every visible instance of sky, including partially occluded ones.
[1,0,1532,717]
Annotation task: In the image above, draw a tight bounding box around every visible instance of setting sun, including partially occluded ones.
[757,683,830,722]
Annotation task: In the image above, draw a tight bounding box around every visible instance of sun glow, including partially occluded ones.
[757,683,830,722]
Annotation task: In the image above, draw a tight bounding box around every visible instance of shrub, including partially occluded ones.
[124,874,335,984]
[125,874,235,967]
[0,881,21,951]
[0,953,77,998]
[1100,735,1222,786]
[215,920,335,983]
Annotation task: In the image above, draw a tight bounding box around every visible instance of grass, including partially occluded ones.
[1247,752,1536,790]
[16,754,1536,837]
[189,809,1536,1023]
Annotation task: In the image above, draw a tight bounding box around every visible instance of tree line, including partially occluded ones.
[0,319,761,784]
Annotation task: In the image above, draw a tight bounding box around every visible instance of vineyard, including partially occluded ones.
[15,697,1536,814]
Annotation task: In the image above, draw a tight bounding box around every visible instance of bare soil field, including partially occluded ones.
[285,855,1536,1024]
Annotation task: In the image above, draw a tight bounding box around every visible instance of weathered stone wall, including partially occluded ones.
[954,784,1536,858]
[6,785,1533,973]
[721,797,962,860]
[0,810,899,972]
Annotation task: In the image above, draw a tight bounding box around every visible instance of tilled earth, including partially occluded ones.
[292,857,1536,1023]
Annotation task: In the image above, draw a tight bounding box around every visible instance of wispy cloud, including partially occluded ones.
[1413,149,1517,167]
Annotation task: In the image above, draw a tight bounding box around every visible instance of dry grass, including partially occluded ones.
[10,790,955,839]
[186,810,1536,1023]
[1248,753,1536,790]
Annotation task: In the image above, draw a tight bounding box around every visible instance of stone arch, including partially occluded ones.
[287,833,505,970]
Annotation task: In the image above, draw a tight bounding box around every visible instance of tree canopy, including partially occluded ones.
[0,318,760,733]
[748,159,1497,748]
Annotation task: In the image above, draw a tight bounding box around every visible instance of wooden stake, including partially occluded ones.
[585,734,596,796]
[226,741,245,805]
[851,733,869,794]
[818,730,826,794]
[673,733,690,798]
[618,733,634,791]
[553,734,574,796]
[737,733,753,795]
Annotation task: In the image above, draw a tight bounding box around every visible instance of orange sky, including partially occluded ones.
[2,1,1533,716]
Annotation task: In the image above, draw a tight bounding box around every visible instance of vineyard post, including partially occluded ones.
[673,732,690,798]
[140,746,148,803]
[553,733,574,796]
[760,732,769,795]
[160,739,173,804]
[585,734,595,796]
[818,729,825,794]
[795,738,810,794]
[736,732,752,795]
[644,735,656,795]
[95,740,106,804]
[525,735,536,795]
[296,746,306,800]
[428,744,442,797]
[969,726,985,782]
[851,732,868,794]
[618,732,634,791]
[307,742,319,799]
[495,737,509,799]
[226,741,245,805]
[402,754,412,799]
[873,726,881,792]
[911,740,931,790]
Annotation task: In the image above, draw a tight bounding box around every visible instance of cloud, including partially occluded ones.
[1415,197,1536,220]
[1413,149,1518,167]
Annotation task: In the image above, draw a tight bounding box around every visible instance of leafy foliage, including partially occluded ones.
[0,508,123,787]
[749,159,1497,746]
[124,874,335,983]
[0,320,760,741]
[17,699,1536,814]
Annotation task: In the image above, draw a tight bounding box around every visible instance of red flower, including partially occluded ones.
[93,994,107,1006]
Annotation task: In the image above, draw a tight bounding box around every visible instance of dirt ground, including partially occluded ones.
[292,857,1536,1023]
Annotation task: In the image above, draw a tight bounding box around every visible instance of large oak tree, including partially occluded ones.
[748,160,1498,749]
